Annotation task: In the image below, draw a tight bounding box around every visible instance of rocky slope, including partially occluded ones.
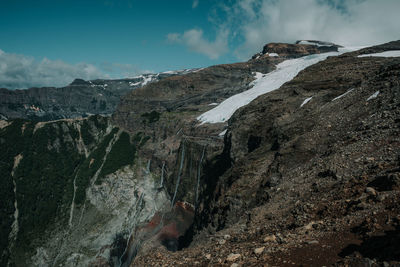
[1,40,399,266]
[131,41,400,266]
[0,70,193,121]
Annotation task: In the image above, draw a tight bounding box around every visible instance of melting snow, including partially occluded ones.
[141,75,154,86]
[129,81,141,87]
[192,67,205,73]
[300,97,313,107]
[197,51,342,124]
[358,51,400,58]
[298,40,330,47]
[219,129,227,136]
[162,70,177,74]
[332,88,354,101]
[367,91,380,101]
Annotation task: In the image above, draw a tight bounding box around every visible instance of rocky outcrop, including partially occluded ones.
[251,40,340,60]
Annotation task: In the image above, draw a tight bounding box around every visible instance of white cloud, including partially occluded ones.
[171,0,400,60]
[192,0,199,9]
[99,62,144,78]
[0,50,142,89]
[229,0,400,59]
[167,28,229,59]
[166,33,181,43]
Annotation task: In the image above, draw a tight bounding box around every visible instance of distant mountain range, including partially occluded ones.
[0,69,195,121]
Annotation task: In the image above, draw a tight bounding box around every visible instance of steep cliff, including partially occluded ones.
[133,41,400,266]
[0,115,172,266]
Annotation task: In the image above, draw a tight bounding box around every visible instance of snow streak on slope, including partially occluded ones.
[197,51,341,124]
[332,88,354,101]
[367,91,380,101]
[300,97,313,107]
[358,51,400,58]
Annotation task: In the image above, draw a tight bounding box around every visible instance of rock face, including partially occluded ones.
[0,116,172,266]
[112,53,285,208]
[251,41,340,60]
[0,71,193,121]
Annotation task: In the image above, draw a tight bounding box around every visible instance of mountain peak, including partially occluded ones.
[252,40,342,60]
[69,78,90,86]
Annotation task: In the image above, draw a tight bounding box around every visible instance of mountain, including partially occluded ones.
[1,40,399,266]
[0,70,194,121]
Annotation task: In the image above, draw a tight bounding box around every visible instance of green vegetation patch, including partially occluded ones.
[98,132,136,181]
[0,120,26,265]
[141,111,160,123]
[80,115,108,146]
[11,122,83,252]
[75,127,118,204]
[0,117,118,265]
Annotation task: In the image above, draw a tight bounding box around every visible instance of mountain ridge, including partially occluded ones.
[0,69,195,121]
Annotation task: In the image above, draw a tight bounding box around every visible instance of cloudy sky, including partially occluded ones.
[1,0,399,89]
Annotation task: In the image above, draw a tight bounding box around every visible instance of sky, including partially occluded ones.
[0,0,399,89]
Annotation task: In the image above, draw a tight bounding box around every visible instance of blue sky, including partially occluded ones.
[0,0,227,72]
[1,0,399,89]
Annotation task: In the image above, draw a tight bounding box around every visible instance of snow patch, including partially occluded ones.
[367,91,380,101]
[249,72,264,86]
[129,81,141,87]
[268,53,279,57]
[197,51,342,124]
[208,103,219,106]
[141,75,154,86]
[332,88,354,101]
[298,40,330,47]
[161,70,177,74]
[300,97,313,107]
[192,67,205,73]
[219,129,227,136]
[358,51,400,58]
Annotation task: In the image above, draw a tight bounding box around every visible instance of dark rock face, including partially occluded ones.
[112,56,282,207]
[119,202,194,266]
